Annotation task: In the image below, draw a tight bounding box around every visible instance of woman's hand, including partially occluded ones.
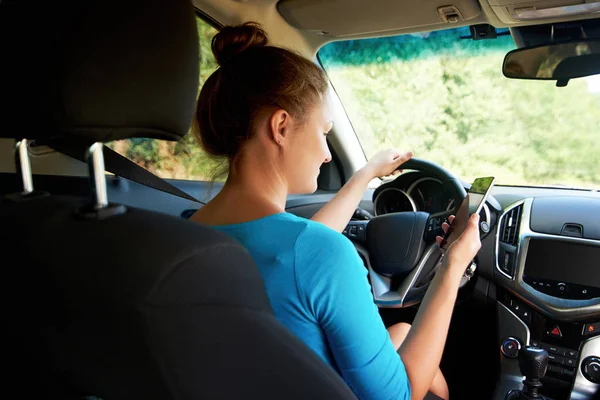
[400,212,481,400]
[436,213,482,279]
[312,149,411,233]
[360,149,413,180]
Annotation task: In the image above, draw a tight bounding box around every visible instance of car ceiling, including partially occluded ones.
[194,0,600,55]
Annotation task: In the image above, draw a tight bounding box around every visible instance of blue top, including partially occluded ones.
[213,213,410,399]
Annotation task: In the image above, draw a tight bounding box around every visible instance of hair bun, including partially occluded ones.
[212,22,269,66]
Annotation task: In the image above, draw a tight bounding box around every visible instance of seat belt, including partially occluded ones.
[49,141,204,204]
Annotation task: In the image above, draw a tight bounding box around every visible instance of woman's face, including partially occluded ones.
[284,101,333,194]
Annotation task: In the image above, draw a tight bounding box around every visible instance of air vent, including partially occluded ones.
[500,204,523,246]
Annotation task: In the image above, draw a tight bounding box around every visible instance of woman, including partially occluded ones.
[191,22,481,400]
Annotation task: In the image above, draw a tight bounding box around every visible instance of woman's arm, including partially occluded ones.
[398,213,482,400]
[295,224,412,399]
[311,150,412,232]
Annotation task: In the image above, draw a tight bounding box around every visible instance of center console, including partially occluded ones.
[493,197,600,400]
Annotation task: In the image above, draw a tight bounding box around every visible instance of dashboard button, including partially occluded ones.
[583,322,600,337]
[548,354,565,365]
[547,325,563,338]
[580,287,600,299]
[533,280,546,291]
[548,365,563,374]
[567,349,579,358]
[501,337,521,359]
[480,221,490,233]
[509,299,532,325]
[556,282,569,295]
[546,345,566,356]
[564,358,577,368]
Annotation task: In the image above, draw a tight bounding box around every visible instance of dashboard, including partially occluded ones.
[493,195,600,400]
[370,174,600,399]
[372,171,494,233]
[374,178,452,215]
[494,196,600,319]
[371,172,600,319]
[374,175,454,215]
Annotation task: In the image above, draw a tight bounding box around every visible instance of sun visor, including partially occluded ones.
[486,0,600,25]
[0,0,199,143]
[277,0,482,38]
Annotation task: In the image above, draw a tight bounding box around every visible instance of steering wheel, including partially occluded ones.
[354,158,467,308]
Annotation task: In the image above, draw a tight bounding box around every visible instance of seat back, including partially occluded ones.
[0,0,356,398]
[2,197,356,399]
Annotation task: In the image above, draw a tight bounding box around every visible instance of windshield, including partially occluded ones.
[319,27,600,190]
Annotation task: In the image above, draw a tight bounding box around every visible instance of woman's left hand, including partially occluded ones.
[361,149,413,180]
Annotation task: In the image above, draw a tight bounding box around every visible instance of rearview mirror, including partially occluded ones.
[503,39,600,85]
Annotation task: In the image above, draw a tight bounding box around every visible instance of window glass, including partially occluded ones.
[319,28,600,189]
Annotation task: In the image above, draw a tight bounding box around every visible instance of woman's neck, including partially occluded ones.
[191,154,287,226]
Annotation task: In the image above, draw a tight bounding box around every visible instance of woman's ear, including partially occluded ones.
[269,109,290,146]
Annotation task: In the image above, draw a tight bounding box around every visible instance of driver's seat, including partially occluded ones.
[0,0,356,398]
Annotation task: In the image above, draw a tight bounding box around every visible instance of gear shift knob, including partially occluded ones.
[505,346,550,399]
[518,346,549,380]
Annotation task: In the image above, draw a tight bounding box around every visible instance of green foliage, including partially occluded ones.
[320,27,600,189]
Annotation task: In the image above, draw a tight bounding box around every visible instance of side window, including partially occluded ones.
[107,16,221,181]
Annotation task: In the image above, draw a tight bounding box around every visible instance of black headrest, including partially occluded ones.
[0,0,199,143]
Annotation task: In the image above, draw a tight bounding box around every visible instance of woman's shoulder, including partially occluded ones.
[294,219,360,266]
[243,213,357,263]
[267,213,350,242]
[298,218,352,244]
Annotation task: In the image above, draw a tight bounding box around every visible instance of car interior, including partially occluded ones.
[1,0,600,399]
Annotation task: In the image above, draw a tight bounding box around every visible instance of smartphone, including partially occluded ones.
[440,176,496,250]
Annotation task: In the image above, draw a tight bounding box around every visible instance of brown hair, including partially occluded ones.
[194,22,328,167]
